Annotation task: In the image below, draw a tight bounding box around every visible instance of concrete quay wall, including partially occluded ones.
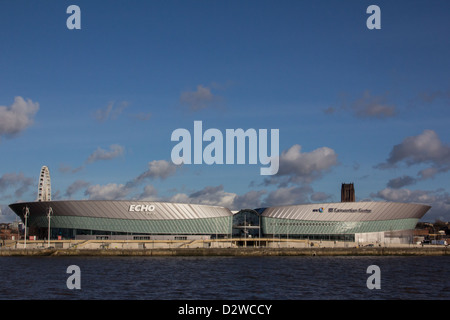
[1,246,448,257]
[1,238,429,250]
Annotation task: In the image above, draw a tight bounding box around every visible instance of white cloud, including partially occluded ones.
[266,144,338,185]
[94,101,129,122]
[352,92,396,118]
[58,164,83,174]
[167,184,311,211]
[187,185,236,208]
[376,130,450,180]
[384,130,450,167]
[232,190,267,210]
[327,90,396,119]
[131,112,152,121]
[386,175,417,189]
[180,85,220,111]
[416,88,450,104]
[87,144,124,163]
[0,172,34,198]
[263,186,313,207]
[65,180,90,198]
[372,188,434,203]
[131,160,179,186]
[0,96,39,139]
[168,185,239,209]
[85,183,130,200]
[165,185,319,211]
[310,191,333,202]
[168,192,190,204]
[59,145,125,174]
[371,187,450,221]
[136,185,158,201]
[418,167,440,180]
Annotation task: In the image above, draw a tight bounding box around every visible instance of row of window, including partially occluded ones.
[267,234,355,241]
[95,235,188,240]
[269,222,339,227]
[132,236,152,240]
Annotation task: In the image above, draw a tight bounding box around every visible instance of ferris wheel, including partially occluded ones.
[37,165,51,201]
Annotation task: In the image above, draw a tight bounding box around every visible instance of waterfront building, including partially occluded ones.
[8,166,431,244]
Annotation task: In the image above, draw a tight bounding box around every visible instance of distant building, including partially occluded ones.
[0,222,21,240]
[341,183,355,202]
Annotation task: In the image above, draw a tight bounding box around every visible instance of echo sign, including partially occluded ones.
[129,204,155,213]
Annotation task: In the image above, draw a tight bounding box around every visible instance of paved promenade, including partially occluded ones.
[0,239,448,256]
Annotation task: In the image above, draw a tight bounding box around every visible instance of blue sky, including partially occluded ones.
[1,0,449,222]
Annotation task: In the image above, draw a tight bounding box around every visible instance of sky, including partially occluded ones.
[0,0,449,223]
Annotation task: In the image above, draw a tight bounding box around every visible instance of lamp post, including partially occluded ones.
[47,207,53,248]
[258,214,261,248]
[23,206,29,249]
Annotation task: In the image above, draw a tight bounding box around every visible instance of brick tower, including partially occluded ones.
[341,183,355,202]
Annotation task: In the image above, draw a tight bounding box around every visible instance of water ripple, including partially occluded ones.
[0,255,448,300]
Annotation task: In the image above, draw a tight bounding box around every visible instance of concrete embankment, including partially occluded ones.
[1,246,448,257]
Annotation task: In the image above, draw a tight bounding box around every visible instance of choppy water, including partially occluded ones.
[0,255,448,300]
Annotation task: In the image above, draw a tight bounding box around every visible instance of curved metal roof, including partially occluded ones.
[9,200,431,223]
[260,201,430,221]
[9,200,233,221]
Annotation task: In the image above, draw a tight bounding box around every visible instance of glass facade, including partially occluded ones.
[21,205,420,242]
[232,209,261,238]
[29,215,233,239]
[262,217,419,236]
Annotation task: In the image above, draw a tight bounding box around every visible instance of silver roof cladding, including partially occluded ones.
[261,202,430,221]
[9,200,233,221]
[9,200,431,222]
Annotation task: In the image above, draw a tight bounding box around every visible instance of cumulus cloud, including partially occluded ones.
[65,180,90,198]
[232,190,267,210]
[58,164,83,174]
[0,96,39,139]
[127,181,334,212]
[74,159,180,200]
[87,144,124,163]
[265,144,338,186]
[94,101,129,122]
[130,160,179,186]
[168,192,190,204]
[376,130,450,180]
[169,185,236,208]
[263,186,313,207]
[180,85,221,111]
[137,185,158,201]
[131,112,152,121]
[323,106,335,115]
[418,167,440,180]
[351,90,396,118]
[187,185,236,208]
[416,88,450,104]
[165,183,333,211]
[372,188,433,203]
[326,90,396,119]
[59,144,125,174]
[85,183,130,200]
[371,187,450,221]
[310,191,333,202]
[381,130,450,167]
[0,172,35,198]
[166,186,266,211]
[386,175,417,189]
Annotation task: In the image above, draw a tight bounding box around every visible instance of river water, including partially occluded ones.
[0,255,448,300]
